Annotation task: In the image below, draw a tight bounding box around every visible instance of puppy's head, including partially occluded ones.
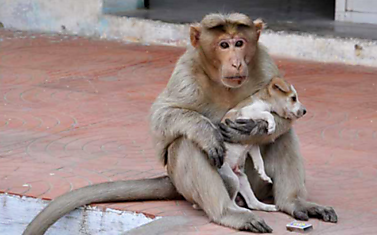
[267,77,306,119]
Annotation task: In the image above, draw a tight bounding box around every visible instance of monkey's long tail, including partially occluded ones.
[23,176,181,235]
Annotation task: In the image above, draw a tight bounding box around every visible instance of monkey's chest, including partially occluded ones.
[201,99,242,122]
[203,90,252,122]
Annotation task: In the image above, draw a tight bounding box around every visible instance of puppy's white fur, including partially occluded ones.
[219,77,305,212]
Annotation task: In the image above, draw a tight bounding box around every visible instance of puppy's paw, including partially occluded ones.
[264,205,278,212]
[260,174,273,184]
[192,204,201,210]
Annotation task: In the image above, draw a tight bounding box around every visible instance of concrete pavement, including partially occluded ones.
[1,29,377,234]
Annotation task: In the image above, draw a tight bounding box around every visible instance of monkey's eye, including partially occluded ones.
[220,42,229,49]
[235,40,244,47]
[291,96,297,102]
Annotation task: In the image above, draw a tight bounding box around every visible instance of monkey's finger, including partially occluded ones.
[251,220,272,233]
[322,212,330,222]
[235,119,256,125]
[250,126,260,135]
[219,124,234,139]
[217,151,224,167]
[219,127,232,141]
[208,149,222,168]
[328,208,338,223]
[216,145,225,167]
[225,119,250,134]
[243,223,260,233]
[224,119,236,127]
[222,136,233,143]
[260,220,273,233]
[319,207,337,223]
[218,123,229,133]
[248,227,261,233]
[219,130,231,139]
[207,149,216,167]
[234,119,260,134]
[293,210,309,221]
[308,206,337,223]
[251,221,267,233]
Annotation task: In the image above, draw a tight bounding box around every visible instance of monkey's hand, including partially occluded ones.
[197,125,226,168]
[219,119,268,144]
[220,113,293,145]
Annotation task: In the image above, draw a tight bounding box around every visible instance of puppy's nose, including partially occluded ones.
[303,109,307,116]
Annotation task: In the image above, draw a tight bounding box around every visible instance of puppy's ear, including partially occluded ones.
[269,77,290,93]
[253,18,266,41]
[190,24,201,48]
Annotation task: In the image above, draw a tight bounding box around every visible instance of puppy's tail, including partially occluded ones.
[23,176,181,235]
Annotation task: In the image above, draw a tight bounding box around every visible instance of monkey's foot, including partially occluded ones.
[218,207,273,233]
[240,213,273,233]
[291,200,338,223]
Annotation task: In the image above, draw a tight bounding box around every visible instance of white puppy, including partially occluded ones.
[219,76,306,212]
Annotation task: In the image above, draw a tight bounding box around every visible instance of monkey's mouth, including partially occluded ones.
[224,76,246,81]
[225,76,246,80]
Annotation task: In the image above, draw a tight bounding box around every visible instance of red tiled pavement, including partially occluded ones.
[1,29,377,234]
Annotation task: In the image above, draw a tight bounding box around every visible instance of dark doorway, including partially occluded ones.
[141,0,335,23]
[106,0,377,40]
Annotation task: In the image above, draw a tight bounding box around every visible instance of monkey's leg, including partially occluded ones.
[167,138,273,233]
[259,129,338,223]
[238,172,277,212]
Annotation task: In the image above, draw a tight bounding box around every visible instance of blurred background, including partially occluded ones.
[105,0,376,39]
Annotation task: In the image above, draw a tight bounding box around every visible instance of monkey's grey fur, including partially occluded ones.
[23,13,337,235]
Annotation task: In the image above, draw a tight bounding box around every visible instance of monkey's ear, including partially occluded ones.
[270,77,290,93]
[253,18,266,41]
[190,24,201,48]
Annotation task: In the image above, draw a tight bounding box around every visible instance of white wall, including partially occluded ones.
[0,0,189,46]
[336,0,377,24]
[0,0,102,35]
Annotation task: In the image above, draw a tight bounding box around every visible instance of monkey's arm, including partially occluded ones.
[150,105,225,167]
[220,114,292,145]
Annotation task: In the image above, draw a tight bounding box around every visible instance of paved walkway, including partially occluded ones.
[0,29,376,234]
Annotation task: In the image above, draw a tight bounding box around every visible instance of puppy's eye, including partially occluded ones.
[235,40,244,47]
[220,42,229,49]
[291,96,297,102]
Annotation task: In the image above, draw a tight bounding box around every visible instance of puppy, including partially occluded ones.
[219,76,306,212]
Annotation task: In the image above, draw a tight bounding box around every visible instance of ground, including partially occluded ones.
[0,29,376,234]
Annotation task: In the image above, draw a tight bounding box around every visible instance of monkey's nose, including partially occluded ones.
[232,63,241,70]
[303,109,307,116]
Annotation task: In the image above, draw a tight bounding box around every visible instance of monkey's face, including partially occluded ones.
[216,36,256,88]
[190,13,262,89]
[198,30,258,89]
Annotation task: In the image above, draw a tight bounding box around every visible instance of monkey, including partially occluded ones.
[23,13,337,235]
